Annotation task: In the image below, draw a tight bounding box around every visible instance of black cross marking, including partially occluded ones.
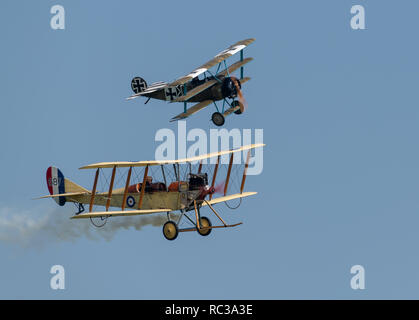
[165,87,177,100]
[132,79,146,93]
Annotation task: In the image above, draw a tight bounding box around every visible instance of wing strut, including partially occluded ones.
[209,155,220,200]
[89,168,100,212]
[121,167,132,211]
[106,165,117,211]
[240,150,251,194]
[138,165,149,209]
[224,153,234,196]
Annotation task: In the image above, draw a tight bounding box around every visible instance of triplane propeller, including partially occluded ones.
[127,38,255,127]
[39,144,264,240]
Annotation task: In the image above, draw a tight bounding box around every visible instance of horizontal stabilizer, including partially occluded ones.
[126,82,167,100]
[35,192,89,200]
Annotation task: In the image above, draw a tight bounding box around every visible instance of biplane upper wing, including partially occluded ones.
[126,81,168,101]
[202,192,257,206]
[168,38,255,87]
[70,208,172,219]
[79,143,265,169]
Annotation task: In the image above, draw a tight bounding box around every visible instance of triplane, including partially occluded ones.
[127,38,255,126]
[39,144,264,240]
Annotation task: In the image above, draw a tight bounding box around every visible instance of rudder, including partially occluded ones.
[46,166,66,206]
[131,77,147,94]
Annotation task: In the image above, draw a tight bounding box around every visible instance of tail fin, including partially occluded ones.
[46,167,88,206]
[131,77,148,94]
[46,167,66,206]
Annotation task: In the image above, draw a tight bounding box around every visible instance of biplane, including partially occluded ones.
[38,144,264,240]
[127,38,255,126]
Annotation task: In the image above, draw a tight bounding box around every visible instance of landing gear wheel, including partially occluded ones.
[163,221,178,241]
[232,100,242,115]
[197,216,212,236]
[90,216,108,228]
[211,112,225,126]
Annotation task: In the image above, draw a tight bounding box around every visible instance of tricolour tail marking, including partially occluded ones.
[46,166,66,206]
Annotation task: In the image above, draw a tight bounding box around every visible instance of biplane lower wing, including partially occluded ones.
[71,208,172,219]
[202,191,257,206]
[170,100,212,122]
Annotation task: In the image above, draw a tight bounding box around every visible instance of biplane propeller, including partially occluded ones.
[38,144,264,240]
[126,38,255,126]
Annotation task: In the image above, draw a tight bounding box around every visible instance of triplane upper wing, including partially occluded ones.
[38,143,265,240]
[168,38,255,87]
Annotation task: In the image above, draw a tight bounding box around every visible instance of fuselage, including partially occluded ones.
[145,75,240,103]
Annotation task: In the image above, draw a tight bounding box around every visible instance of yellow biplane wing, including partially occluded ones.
[79,143,264,169]
[168,38,255,87]
[71,208,172,219]
[201,192,257,206]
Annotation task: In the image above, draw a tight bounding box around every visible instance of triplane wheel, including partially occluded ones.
[197,216,212,237]
[211,112,225,126]
[163,221,179,241]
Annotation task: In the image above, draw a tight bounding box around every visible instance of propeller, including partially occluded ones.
[231,77,248,114]
[213,181,225,194]
[197,181,225,200]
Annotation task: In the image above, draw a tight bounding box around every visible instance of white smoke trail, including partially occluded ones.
[0,205,174,247]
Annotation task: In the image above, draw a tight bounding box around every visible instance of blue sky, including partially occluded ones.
[1,0,419,299]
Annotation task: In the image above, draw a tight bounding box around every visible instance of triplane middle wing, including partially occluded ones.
[38,144,265,240]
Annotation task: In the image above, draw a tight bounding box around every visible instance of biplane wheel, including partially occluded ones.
[232,100,243,115]
[163,221,178,241]
[197,216,212,237]
[90,216,108,228]
[211,112,225,126]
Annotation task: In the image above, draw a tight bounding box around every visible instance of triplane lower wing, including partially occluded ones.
[38,144,264,240]
[126,38,255,127]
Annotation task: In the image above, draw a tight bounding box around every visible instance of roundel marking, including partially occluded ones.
[126,196,136,208]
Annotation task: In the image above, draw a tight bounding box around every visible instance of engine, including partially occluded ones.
[188,173,208,190]
[221,77,241,99]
